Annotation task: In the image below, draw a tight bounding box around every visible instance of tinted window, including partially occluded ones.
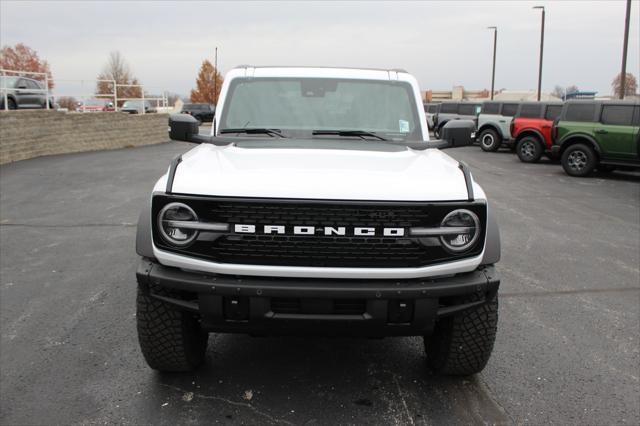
[458,104,479,115]
[26,80,41,89]
[600,105,634,126]
[519,104,542,118]
[440,103,457,113]
[427,105,438,113]
[545,105,563,120]
[634,106,640,126]
[482,103,500,114]
[565,103,596,122]
[501,103,519,117]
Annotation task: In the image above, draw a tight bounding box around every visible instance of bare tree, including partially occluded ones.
[95,51,142,106]
[57,96,77,111]
[551,85,579,99]
[612,72,638,97]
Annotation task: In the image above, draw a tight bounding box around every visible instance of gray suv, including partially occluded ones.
[433,102,482,138]
[477,101,520,151]
[0,76,53,109]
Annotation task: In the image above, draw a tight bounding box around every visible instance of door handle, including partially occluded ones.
[499,120,506,123]
[594,129,608,134]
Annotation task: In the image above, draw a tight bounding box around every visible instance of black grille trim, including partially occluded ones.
[152,195,487,268]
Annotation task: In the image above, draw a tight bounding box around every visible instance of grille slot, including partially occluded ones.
[271,298,366,315]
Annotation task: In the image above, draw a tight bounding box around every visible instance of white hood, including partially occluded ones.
[162,142,481,202]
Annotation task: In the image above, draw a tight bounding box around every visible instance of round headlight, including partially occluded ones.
[158,202,199,246]
[439,209,480,253]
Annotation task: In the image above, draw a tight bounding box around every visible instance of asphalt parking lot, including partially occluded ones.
[1,141,639,425]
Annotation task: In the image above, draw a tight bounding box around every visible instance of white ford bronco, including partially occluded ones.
[135,66,501,375]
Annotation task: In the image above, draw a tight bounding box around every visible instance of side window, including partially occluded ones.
[458,104,476,115]
[440,103,458,113]
[501,103,519,117]
[600,105,634,126]
[545,105,563,120]
[17,79,28,88]
[634,106,640,126]
[26,80,40,90]
[482,103,500,114]
[565,103,596,122]
[519,104,542,118]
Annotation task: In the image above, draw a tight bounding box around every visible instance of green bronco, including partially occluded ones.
[552,100,640,177]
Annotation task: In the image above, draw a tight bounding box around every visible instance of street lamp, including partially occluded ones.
[533,6,545,101]
[487,26,497,100]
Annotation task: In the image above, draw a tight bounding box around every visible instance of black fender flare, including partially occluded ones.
[477,124,504,141]
[135,203,156,260]
[558,134,601,156]
[481,204,501,265]
[515,128,545,144]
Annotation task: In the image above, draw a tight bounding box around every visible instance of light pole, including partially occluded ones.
[488,27,497,100]
[619,0,631,99]
[533,6,545,101]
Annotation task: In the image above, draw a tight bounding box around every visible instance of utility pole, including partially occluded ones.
[488,27,497,100]
[533,6,545,101]
[213,47,218,104]
[619,0,631,99]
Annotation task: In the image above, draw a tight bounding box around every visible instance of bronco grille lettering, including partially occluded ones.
[233,225,405,237]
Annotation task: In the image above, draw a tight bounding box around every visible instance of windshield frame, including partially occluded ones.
[217,77,424,142]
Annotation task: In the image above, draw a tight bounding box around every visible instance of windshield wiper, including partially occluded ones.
[312,130,388,141]
[219,128,286,138]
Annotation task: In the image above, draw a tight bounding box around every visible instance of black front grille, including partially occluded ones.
[152,196,487,268]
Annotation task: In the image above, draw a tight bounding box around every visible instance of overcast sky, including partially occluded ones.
[1,1,638,97]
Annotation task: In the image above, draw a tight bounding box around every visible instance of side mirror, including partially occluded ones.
[438,119,476,148]
[168,114,212,143]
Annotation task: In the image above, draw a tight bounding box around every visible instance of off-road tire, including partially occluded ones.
[561,143,597,177]
[479,129,501,152]
[516,136,544,163]
[425,294,498,376]
[136,284,208,372]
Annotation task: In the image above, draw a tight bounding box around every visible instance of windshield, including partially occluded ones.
[122,101,142,108]
[218,78,422,140]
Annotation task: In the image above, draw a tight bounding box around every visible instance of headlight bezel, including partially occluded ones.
[157,202,199,247]
[439,208,481,253]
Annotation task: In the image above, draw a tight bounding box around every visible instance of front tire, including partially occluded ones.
[136,284,208,372]
[561,143,597,177]
[479,129,501,152]
[516,136,544,163]
[425,294,498,376]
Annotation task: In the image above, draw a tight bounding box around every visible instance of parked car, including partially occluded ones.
[181,103,215,123]
[551,100,640,176]
[78,98,115,113]
[476,101,521,152]
[120,100,157,114]
[0,76,54,110]
[424,103,440,130]
[135,66,501,375]
[511,102,563,163]
[432,102,481,138]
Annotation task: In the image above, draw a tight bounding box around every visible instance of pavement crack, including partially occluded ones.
[392,374,415,426]
[501,286,640,298]
[160,383,293,425]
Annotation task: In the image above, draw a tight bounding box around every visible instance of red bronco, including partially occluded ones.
[511,102,563,163]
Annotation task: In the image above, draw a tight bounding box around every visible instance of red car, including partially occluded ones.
[77,98,115,113]
[511,102,563,163]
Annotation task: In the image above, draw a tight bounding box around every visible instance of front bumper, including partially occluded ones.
[137,259,500,337]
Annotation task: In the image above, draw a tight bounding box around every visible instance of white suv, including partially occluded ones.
[135,66,501,376]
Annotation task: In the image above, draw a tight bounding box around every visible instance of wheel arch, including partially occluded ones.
[478,123,504,140]
[515,129,544,144]
[558,134,601,157]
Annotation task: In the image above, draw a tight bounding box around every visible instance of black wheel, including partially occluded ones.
[7,98,17,110]
[478,129,501,152]
[425,294,498,376]
[516,136,544,163]
[561,143,597,177]
[136,283,208,372]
